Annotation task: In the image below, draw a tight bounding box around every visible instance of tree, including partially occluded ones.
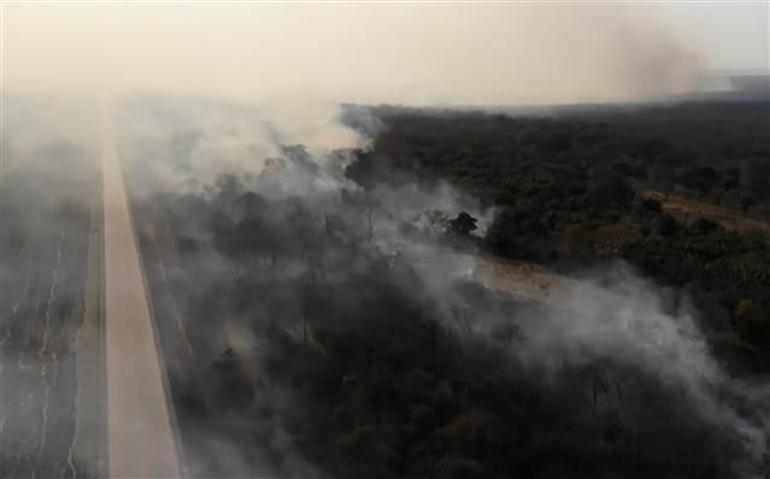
[735,299,770,348]
[485,208,521,257]
[587,173,635,209]
[743,158,770,202]
[689,217,719,235]
[723,167,741,190]
[741,194,755,213]
[654,213,680,238]
[641,198,662,213]
[679,166,719,196]
[650,162,675,199]
[449,212,478,236]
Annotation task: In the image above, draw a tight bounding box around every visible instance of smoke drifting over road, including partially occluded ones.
[109,97,766,477]
[2,95,767,478]
[2,3,767,478]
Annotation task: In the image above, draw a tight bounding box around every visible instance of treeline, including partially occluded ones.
[346,101,770,366]
[128,99,769,478]
[134,176,748,479]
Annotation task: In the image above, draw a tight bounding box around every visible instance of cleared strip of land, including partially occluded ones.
[645,190,770,234]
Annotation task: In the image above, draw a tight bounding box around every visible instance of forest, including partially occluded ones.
[124,98,770,478]
[347,101,770,367]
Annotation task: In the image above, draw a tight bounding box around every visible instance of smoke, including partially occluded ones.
[2,3,765,477]
[3,91,766,476]
[113,96,362,196]
[3,3,703,106]
[0,97,99,477]
[513,265,769,462]
[108,96,767,477]
[1,87,767,476]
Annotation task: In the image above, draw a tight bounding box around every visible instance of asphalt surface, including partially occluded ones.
[102,105,181,478]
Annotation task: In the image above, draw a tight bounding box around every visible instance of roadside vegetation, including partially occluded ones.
[0,141,96,477]
[129,99,770,478]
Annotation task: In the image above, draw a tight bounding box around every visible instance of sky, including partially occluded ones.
[1,1,768,105]
[647,1,768,72]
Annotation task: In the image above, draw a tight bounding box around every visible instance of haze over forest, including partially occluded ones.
[1,2,769,478]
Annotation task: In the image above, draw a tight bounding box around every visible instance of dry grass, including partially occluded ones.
[474,257,568,303]
[645,190,770,234]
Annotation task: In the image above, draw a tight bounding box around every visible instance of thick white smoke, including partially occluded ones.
[115,96,768,476]
[3,3,703,105]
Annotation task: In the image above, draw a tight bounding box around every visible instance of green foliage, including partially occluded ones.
[136,101,770,479]
[641,197,662,213]
[735,300,770,348]
[678,166,720,196]
[448,212,478,236]
[587,173,636,209]
[744,158,770,202]
[653,213,680,238]
[345,104,770,360]
[689,217,720,235]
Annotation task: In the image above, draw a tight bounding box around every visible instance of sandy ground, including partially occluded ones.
[102,106,180,478]
[475,256,569,303]
[645,190,770,234]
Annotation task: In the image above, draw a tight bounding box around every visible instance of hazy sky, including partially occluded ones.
[1,2,767,105]
[648,1,767,71]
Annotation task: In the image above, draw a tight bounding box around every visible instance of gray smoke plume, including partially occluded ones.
[111,96,767,477]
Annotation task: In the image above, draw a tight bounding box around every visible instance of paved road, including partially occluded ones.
[102,105,181,478]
